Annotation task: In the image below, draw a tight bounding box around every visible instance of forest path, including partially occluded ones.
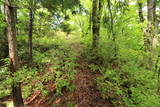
[72,55,109,107]
[52,38,110,107]
[0,35,110,107]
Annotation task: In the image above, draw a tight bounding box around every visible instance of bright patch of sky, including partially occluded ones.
[69,22,74,25]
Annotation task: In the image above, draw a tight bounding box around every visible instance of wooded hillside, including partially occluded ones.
[0,0,160,107]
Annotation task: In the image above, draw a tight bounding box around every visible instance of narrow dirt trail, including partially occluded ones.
[24,37,110,107]
[58,39,110,107]
[51,40,110,107]
[53,55,110,107]
[71,55,110,107]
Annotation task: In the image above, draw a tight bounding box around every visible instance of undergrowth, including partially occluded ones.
[81,26,160,107]
[0,32,79,99]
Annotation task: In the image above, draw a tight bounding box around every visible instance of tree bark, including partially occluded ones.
[137,1,147,52]
[5,0,24,106]
[28,7,33,63]
[144,0,157,52]
[144,0,157,70]
[107,0,118,60]
[88,11,92,33]
[138,1,144,22]
[12,83,24,107]
[15,7,18,36]
[92,0,101,49]
[147,0,156,23]
[107,0,114,37]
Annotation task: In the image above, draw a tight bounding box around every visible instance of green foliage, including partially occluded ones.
[96,68,160,106]
[0,59,11,98]
[29,33,78,97]
[79,1,160,106]
[55,79,69,95]
[41,0,80,13]
[1,0,160,106]
[22,85,32,99]
[94,26,160,106]
[0,59,38,98]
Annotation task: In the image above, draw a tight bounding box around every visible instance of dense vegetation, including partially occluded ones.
[0,0,160,107]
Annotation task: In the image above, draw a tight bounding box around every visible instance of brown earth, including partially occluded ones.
[72,56,110,107]
[50,56,111,107]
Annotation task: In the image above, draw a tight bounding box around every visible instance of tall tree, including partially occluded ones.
[138,0,144,22]
[107,0,118,60]
[4,0,24,107]
[28,7,33,63]
[107,0,114,36]
[92,0,102,49]
[28,0,38,63]
[147,0,157,49]
[147,0,156,23]
[143,0,157,70]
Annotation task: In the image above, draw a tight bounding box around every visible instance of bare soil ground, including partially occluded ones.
[72,56,110,107]
[49,56,110,107]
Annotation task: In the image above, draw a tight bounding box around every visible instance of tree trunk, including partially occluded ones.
[147,0,156,23]
[138,1,144,22]
[107,0,118,60]
[107,0,114,36]
[137,1,147,52]
[28,7,33,63]
[144,0,157,70]
[147,0,157,49]
[5,0,24,107]
[88,11,92,33]
[92,0,101,49]
[12,83,24,107]
[15,7,18,36]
